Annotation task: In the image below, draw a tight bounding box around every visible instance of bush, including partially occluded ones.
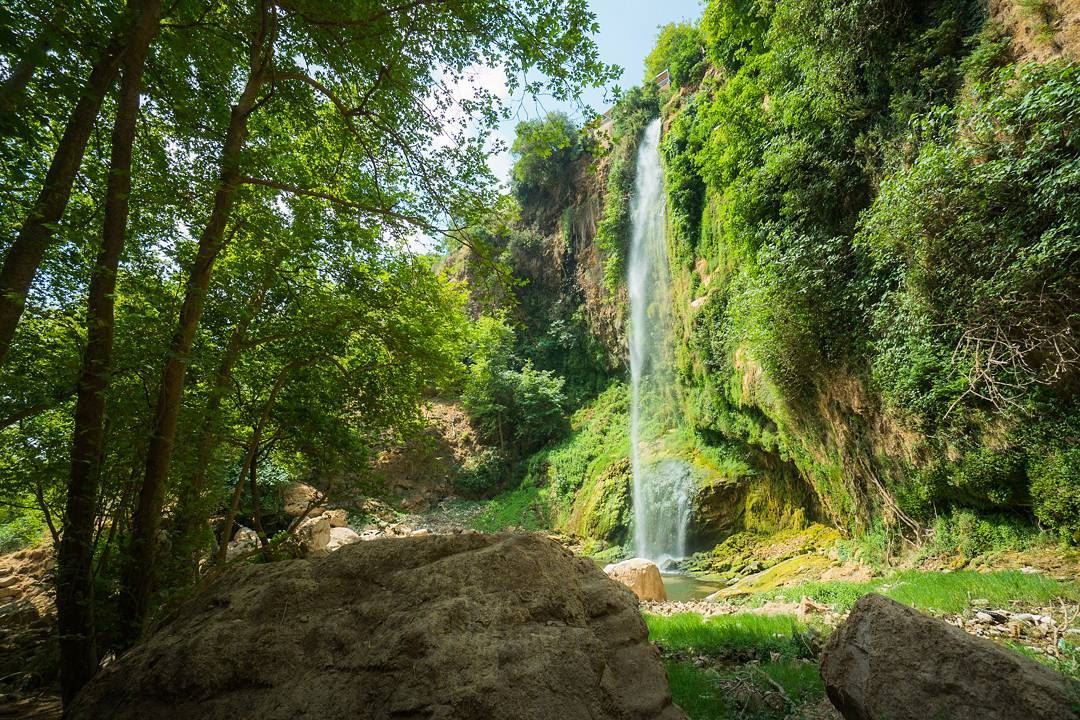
[511,113,585,224]
[644,23,705,87]
[454,447,507,498]
[462,316,568,457]
[0,509,47,553]
[1029,449,1080,542]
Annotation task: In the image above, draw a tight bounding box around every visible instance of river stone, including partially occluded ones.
[604,558,667,602]
[820,593,1080,720]
[67,533,686,720]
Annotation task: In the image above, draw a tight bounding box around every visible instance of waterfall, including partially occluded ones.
[628,117,693,567]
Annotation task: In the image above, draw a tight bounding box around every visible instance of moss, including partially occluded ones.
[568,457,632,544]
[716,554,834,598]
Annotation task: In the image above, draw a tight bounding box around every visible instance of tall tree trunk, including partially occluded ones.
[215,360,302,565]
[55,0,161,705]
[169,268,277,582]
[0,3,71,116]
[0,0,154,365]
[118,2,275,642]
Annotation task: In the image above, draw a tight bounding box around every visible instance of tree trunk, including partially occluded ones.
[0,1,147,365]
[169,262,280,583]
[55,0,161,706]
[215,360,302,565]
[0,3,70,116]
[118,2,275,641]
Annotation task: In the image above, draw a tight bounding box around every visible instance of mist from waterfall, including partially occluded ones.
[628,118,693,567]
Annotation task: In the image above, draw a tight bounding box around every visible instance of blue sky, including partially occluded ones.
[486,0,705,183]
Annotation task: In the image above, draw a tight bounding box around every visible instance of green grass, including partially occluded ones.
[742,569,1080,614]
[664,659,825,720]
[645,612,817,661]
[467,481,554,533]
[665,661,730,720]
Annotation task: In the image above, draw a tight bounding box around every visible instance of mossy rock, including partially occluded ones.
[566,457,632,544]
[715,553,833,598]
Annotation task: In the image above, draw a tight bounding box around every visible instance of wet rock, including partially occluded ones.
[820,593,1080,720]
[68,534,686,720]
[604,558,667,602]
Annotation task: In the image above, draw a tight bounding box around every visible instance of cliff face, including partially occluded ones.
[519,0,1080,550]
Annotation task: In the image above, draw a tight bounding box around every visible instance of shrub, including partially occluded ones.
[454,447,507,498]
[511,113,585,223]
[1029,449,1080,542]
[644,23,705,88]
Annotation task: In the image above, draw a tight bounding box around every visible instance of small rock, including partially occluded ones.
[409,528,431,537]
[323,509,349,528]
[327,527,361,551]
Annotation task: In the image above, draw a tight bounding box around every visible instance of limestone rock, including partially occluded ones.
[820,593,1080,720]
[295,515,330,557]
[225,526,259,561]
[604,558,667,602]
[323,508,348,527]
[68,534,686,720]
[326,526,361,551]
[282,482,325,517]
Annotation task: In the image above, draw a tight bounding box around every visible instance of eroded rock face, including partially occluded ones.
[68,534,686,720]
[820,593,1080,720]
[605,558,667,602]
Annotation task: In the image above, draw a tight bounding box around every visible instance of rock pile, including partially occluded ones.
[68,533,686,720]
[0,545,58,693]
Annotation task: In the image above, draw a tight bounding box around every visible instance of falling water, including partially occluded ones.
[628,118,694,567]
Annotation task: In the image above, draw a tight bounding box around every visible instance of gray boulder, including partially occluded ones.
[820,593,1080,720]
[69,533,686,720]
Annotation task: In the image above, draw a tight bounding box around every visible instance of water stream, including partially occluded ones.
[628,118,695,567]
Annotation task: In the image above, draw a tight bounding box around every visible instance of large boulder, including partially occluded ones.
[820,593,1080,720]
[68,534,686,720]
[294,515,330,557]
[282,482,326,517]
[604,558,667,602]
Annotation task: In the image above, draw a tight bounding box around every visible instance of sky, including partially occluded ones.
[486,0,705,184]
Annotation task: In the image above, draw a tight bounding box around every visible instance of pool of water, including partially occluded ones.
[595,559,725,602]
[660,572,726,602]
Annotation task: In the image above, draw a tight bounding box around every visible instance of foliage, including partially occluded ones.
[454,446,507,498]
[1029,449,1080,542]
[644,23,706,88]
[511,113,587,224]
[0,504,47,553]
[461,316,568,458]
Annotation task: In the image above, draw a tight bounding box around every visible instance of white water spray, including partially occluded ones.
[628,118,694,566]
